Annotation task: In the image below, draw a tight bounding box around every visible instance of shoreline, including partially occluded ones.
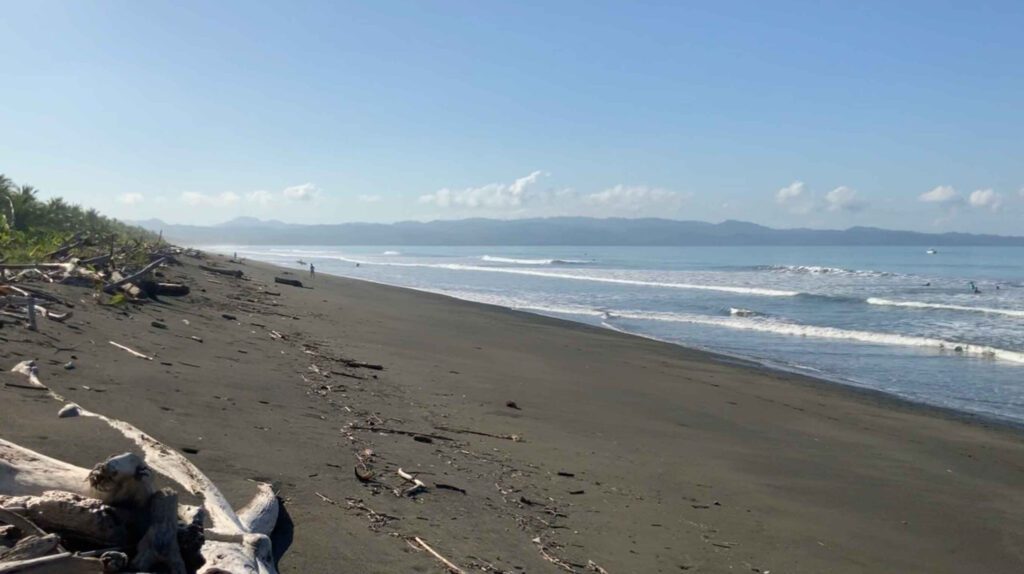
[4,251,1024,573]
[237,252,1024,434]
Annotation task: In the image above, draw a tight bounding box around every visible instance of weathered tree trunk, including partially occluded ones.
[0,534,60,563]
[130,489,187,574]
[102,257,168,294]
[198,265,243,278]
[0,552,107,573]
[273,277,303,288]
[153,282,190,296]
[0,492,126,548]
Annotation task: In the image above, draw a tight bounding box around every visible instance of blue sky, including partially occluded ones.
[2,1,1022,233]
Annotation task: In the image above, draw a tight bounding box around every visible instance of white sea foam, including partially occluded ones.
[729,307,761,317]
[382,250,401,255]
[405,287,1024,365]
[481,255,589,265]
[610,310,1024,365]
[867,298,1024,318]
[321,255,799,297]
[759,264,895,277]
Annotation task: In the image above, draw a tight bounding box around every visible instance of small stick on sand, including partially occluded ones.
[314,492,337,505]
[412,536,466,574]
[109,341,154,361]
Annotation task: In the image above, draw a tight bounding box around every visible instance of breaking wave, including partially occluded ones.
[481,255,590,265]
[382,250,401,255]
[317,255,799,297]
[413,288,1024,366]
[755,264,896,277]
[609,310,1024,365]
[866,298,1024,318]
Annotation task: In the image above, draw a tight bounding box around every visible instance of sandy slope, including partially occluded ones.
[2,253,1023,573]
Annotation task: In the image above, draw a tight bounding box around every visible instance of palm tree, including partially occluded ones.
[0,174,15,229]
[10,185,40,231]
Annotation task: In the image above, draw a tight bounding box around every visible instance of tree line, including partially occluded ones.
[0,174,153,262]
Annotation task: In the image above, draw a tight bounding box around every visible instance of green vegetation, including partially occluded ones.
[0,174,154,263]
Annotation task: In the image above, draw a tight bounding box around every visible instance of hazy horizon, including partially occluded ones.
[3,2,1023,234]
[136,214,1024,238]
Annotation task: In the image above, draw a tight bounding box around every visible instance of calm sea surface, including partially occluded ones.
[216,245,1024,424]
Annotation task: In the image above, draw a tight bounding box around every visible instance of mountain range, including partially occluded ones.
[135,217,1024,246]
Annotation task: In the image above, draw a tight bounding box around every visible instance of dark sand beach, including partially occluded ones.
[2,253,1023,573]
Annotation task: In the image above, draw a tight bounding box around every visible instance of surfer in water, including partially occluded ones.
[969,281,981,294]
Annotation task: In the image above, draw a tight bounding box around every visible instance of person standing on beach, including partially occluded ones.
[310,263,315,278]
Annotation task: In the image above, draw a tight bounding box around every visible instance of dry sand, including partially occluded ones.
[2,253,1023,573]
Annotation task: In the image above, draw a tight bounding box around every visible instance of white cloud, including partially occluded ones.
[968,188,1003,212]
[1018,187,1024,199]
[919,185,959,203]
[357,194,382,203]
[774,181,816,214]
[246,190,274,206]
[283,183,319,201]
[419,171,547,209]
[825,186,868,212]
[775,181,805,204]
[583,185,686,212]
[118,192,144,206]
[180,191,240,207]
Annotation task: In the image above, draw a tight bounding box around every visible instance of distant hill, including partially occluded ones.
[135,217,1024,246]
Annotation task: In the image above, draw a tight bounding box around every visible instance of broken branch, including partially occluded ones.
[108,341,153,361]
[412,537,466,574]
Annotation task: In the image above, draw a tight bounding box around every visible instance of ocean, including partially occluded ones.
[217,245,1024,424]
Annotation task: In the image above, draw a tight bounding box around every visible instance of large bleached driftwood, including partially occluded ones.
[0,552,108,573]
[0,439,89,496]
[3,362,282,574]
[0,492,125,548]
[130,488,187,574]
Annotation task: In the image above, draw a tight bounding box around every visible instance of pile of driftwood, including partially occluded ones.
[0,238,194,330]
[1,362,280,573]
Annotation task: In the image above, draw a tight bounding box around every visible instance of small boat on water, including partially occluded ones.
[926,249,938,255]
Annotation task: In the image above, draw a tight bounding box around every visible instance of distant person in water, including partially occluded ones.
[969,281,980,294]
[310,263,315,277]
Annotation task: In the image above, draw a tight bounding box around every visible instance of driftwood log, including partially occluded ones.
[198,265,243,278]
[0,552,113,573]
[130,489,187,574]
[0,534,60,563]
[102,257,167,294]
[0,492,125,548]
[152,282,190,297]
[3,363,282,573]
[273,276,303,288]
[0,440,279,574]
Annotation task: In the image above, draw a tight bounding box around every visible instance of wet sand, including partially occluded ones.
[2,253,1023,573]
